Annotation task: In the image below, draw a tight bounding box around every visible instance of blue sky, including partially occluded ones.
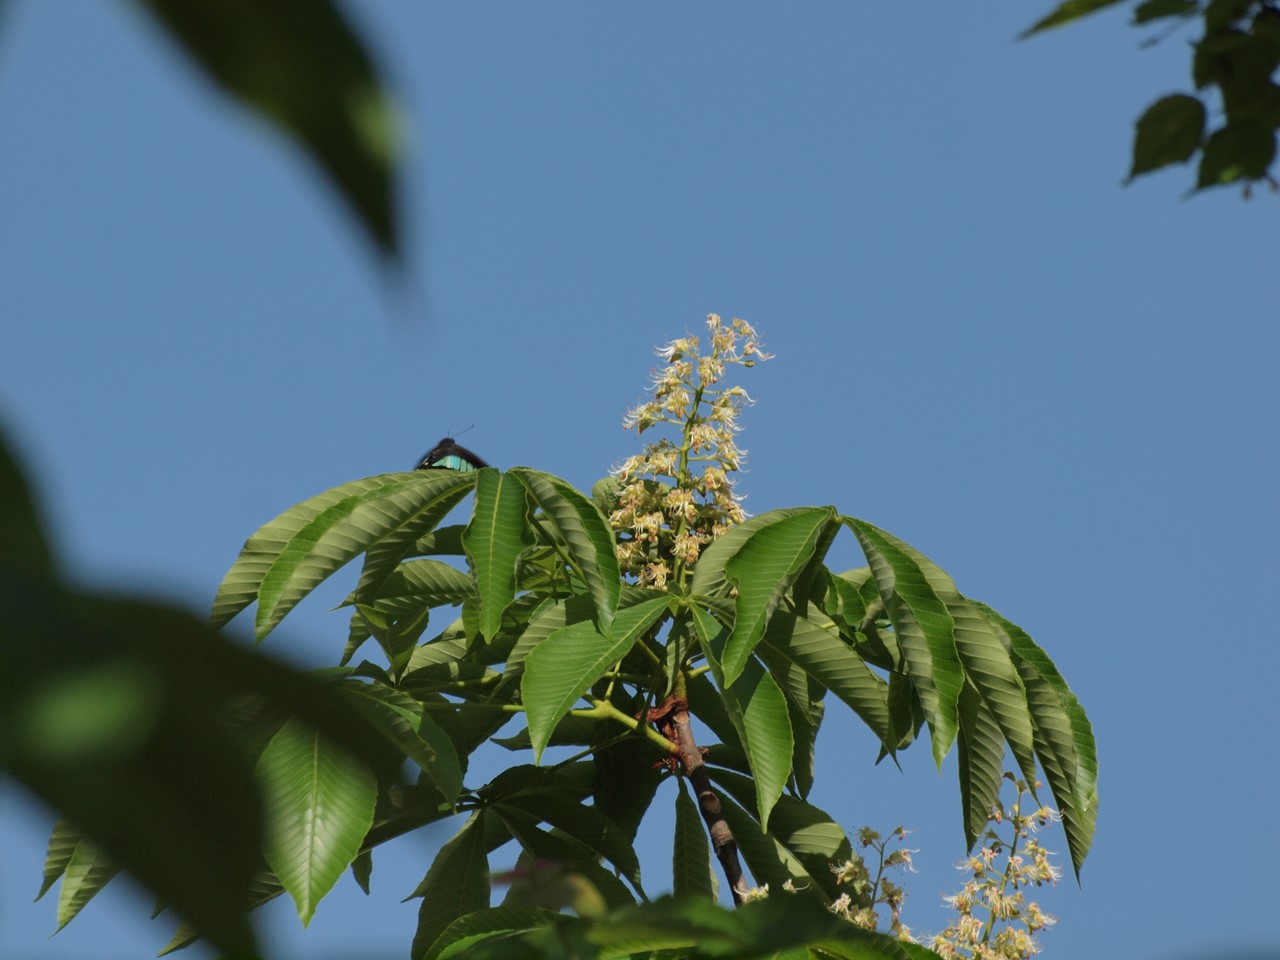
[1,2,1276,958]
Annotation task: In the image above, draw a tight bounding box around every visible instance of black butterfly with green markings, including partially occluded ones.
[414,437,489,472]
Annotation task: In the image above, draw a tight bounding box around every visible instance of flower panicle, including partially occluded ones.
[610,314,770,586]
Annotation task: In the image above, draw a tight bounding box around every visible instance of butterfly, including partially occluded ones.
[414,436,489,472]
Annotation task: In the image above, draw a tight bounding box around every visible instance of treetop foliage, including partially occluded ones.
[32,315,1097,956]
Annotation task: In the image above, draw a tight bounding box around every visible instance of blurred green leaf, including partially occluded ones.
[1133,0,1200,24]
[54,838,120,932]
[1020,0,1128,37]
[1197,121,1277,186]
[411,812,492,960]
[135,0,402,259]
[0,428,54,577]
[1129,94,1206,179]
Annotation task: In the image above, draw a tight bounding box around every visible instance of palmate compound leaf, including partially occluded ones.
[844,518,963,768]
[212,471,475,640]
[256,718,377,926]
[521,594,671,762]
[511,468,620,631]
[462,469,535,642]
[691,606,793,834]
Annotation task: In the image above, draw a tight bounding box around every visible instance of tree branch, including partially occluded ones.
[655,696,751,905]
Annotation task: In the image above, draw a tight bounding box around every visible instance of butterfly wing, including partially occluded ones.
[415,437,489,471]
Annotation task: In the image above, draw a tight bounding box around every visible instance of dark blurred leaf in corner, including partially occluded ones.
[0,425,54,578]
[0,428,405,955]
[134,0,402,263]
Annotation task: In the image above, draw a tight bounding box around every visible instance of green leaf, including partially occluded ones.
[511,469,620,630]
[337,682,463,802]
[1197,121,1277,186]
[691,508,819,599]
[591,722,666,840]
[257,719,378,925]
[956,683,1006,851]
[36,819,78,901]
[975,603,1098,876]
[721,507,835,686]
[136,0,402,259]
[351,849,373,895]
[1133,0,1200,24]
[0,429,55,577]
[1020,0,1128,37]
[212,472,474,637]
[497,788,644,893]
[352,602,429,676]
[685,670,743,752]
[522,595,669,761]
[844,518,963,767]
[55,839,119,931]
[0,587,378,957]
[492,807,638,910]
[946,596,1038,792]
[760,609,893,752]
[756,632,823,798]
[355,494,476,607]
[214,476,398,629]
[691,606,793,832]
[411,812,492,960]
[672,779,715,901]
[579,896,932,960]
[428,906,564,960]
[1129,94,1206,179]
[256,473,477,640]
[463,469,534,641]
[501,594,597,686]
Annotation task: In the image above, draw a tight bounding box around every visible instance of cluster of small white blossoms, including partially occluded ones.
[829,826,917,939]
[803,779,1063,960]
[928,779,1062,960]
[609,314,771,588]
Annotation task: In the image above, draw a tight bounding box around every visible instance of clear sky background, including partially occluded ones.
[1,2,1276,959]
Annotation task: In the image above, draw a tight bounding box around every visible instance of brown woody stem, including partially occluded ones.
[658,696,751,905]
